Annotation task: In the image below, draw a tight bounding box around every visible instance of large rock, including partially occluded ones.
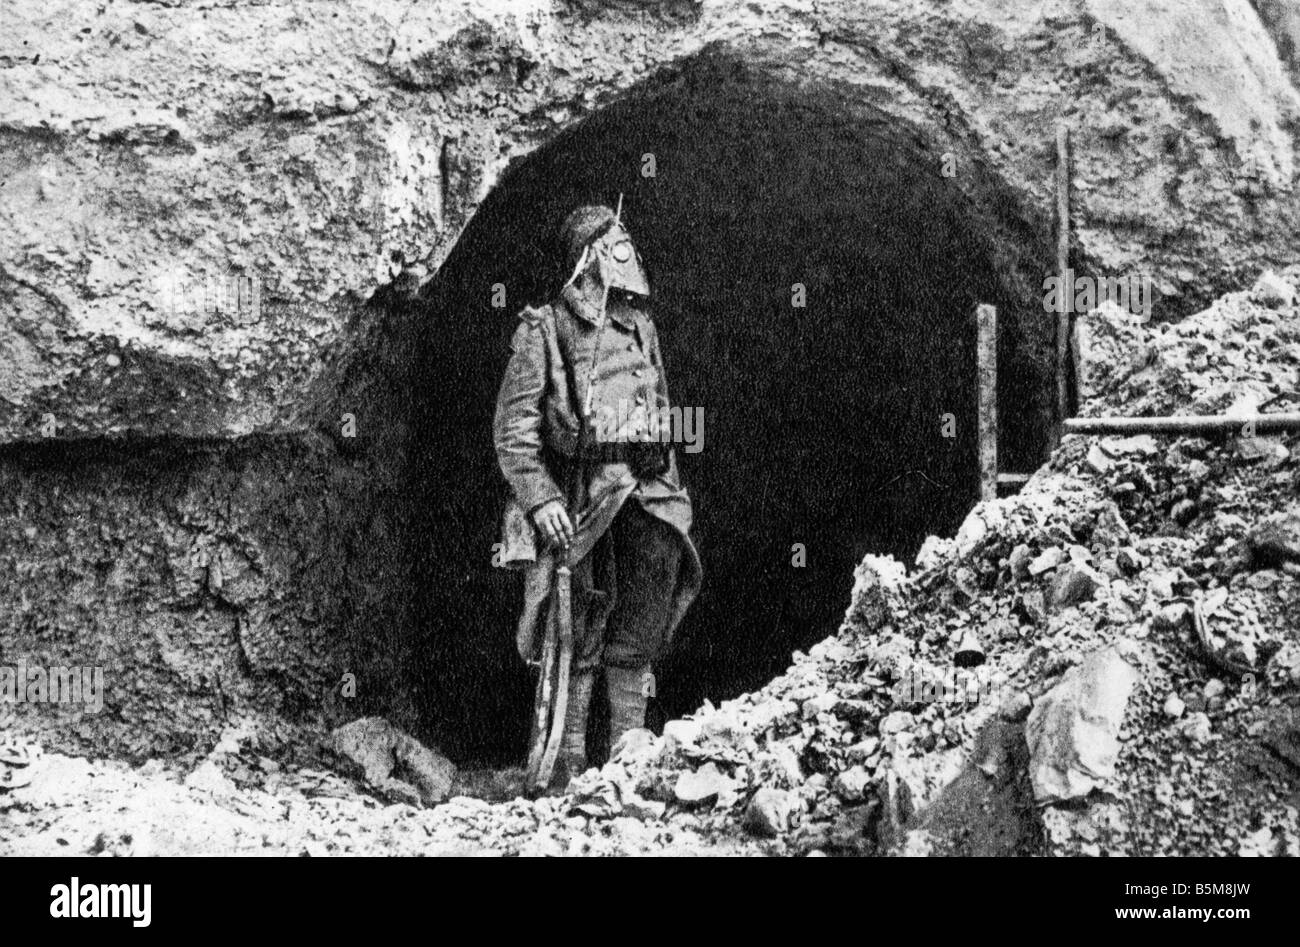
[672,762,735,805]
[1245,504,1300,568]
[327,717,456,807]
[1251,269,1297,308]
[742,787,793,838]
[1049,563,1105,610]
[1025,646,1139,805]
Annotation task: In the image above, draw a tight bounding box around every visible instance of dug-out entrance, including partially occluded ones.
[407,58,1055,765]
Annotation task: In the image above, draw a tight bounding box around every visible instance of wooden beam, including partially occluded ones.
[1064,414,1300,435]
[1054,122,1072,435]
[997,473,1031,485]
[977,303,997,502]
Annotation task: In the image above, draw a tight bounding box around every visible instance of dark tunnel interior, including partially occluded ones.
[406,57,1057,766]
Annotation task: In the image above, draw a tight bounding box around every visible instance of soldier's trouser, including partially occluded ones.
[573,499,683,672]
[558,500,680,768]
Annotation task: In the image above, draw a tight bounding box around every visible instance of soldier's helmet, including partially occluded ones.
[558,204,618,273]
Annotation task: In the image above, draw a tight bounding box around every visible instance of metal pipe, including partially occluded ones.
[1064,414,1300,435]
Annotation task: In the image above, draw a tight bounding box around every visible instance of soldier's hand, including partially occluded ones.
[531,500,573,549]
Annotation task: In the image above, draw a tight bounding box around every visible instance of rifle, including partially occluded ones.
[525,195,623,792]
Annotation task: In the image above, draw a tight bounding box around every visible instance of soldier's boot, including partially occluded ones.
[550,668,596,791]
[606,664,651,754]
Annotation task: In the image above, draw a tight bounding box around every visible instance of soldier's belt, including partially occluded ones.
[574,441,669,476]
[574,439,655,463]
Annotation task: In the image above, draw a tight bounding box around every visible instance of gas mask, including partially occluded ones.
[591,224,649,297]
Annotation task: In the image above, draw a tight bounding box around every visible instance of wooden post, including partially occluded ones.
[977,303,997,502]
[1055,122,1071,432]
[1072,311,1087,402]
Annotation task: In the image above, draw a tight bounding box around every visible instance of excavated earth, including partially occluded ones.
[2,0,1300,854]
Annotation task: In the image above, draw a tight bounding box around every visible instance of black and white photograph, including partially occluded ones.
[0,0,1296,918]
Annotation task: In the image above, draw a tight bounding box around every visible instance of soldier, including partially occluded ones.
[494,204,702,787]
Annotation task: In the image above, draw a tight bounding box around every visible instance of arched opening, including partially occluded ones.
[406,54,1057,765]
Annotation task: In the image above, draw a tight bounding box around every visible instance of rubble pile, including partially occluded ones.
[3,270,1299,856]
[529,266,1300,856]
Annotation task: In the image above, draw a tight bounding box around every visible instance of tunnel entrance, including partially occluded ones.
[406,56,1056,765]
